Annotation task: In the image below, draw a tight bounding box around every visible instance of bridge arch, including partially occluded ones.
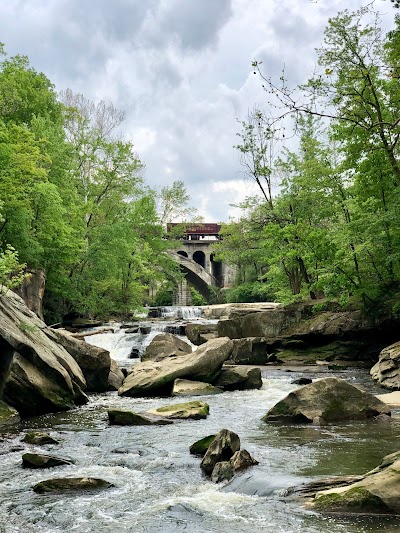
[193,250,205,268]
[177,250,188,257]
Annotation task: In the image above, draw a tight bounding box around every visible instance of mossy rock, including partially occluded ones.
[22,432,59,445]
[147,401,209,420]
[22,453,72,469]
[189,434,216,456]
[108,409,173,426]
[0,400,20,426]
[33,477,114,494]
[314,487,392,514]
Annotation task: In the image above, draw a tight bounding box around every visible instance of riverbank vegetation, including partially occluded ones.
[0,44,192,321]
[216,5,400,316]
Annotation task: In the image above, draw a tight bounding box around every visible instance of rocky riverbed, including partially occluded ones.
[2,297,400,531]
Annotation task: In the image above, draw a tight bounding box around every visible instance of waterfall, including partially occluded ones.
[159,306,204,319]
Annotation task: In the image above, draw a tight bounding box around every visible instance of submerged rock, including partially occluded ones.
[172,379,223,397]
[108,409,173,426]
[262,377,390,424]
[291,378,312,385]
[312,451,400,514]
[22,453,72,468]
[146,401,209,420]
[200,429,240,476]
[371,341,400,390]
[189,435,216,456]
[0,400,20,426]
[33,477,114,493]
[141,333,192,362]
[213,366,262,391]
[118,337,233,397]
[22,432,59,445]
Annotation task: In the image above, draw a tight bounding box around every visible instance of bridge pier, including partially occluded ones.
[173,278,192,306]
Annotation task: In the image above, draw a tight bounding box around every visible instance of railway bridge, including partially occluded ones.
[167,223,236,305]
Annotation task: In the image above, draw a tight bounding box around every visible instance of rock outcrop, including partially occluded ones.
[0,290,88,417]
[217,303,400,363]
[263,377,390,424]
[312,451,400,514]
[141,333,192,362]
[370,341,400,390]
[118,337,233,397]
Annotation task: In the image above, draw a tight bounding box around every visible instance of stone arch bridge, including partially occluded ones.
[167,223,236,305]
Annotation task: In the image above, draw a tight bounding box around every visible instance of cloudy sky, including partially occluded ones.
[0,0,394,221]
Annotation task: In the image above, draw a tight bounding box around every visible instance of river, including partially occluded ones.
[0,307,400,532]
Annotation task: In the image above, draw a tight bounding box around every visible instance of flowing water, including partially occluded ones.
[1,308,400,533]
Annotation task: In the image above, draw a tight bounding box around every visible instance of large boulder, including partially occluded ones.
[48,329,111,392]
[200,429,240,475]
[312,451,400,514]
[146,400,209,420]
[0,291,87,417]
[0,400,20,426]
[213,366,262,391]
[141,333,192,362]
[262,377,390,424]
[370,341,400,390]
[118,337,233,397]
[172,379,223,396]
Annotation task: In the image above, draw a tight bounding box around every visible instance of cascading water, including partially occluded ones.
[157,306,204,320]
[83,306,205,365]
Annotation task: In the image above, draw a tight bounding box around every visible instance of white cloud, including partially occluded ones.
[0,0,396,222]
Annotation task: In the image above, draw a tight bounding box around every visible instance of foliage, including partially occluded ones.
[225,281,271,303]
[0,46,182,317]
[190,287,207,306]
[0,245,26,291]
[223,6,400,314]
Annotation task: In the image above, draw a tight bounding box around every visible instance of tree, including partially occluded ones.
[235,108,279,208]
[157,180,194,225]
